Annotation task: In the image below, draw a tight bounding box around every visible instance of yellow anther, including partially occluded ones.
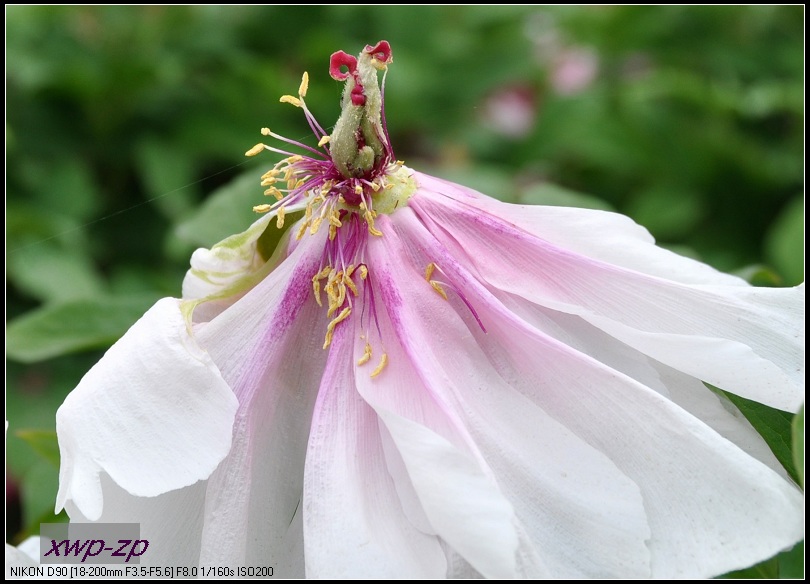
[358,265,368,280]
[264,187,283,200]
[354,184,363,195]
[357,343,372,366]
[328,209,342,227]
[317,135,330,147]
[245,143,266,157]
[280,95,302,107]
[396,160,405,166]
[323,307,351,349]
[261,127,272,136]
[261,178,275,187]
[312,278,323,307]
[310,216,323,235]
[425,262,436,281]
[253,204,272,213]
[261,169,279,180]
[276,206,286,229]
[298,72,309,97]
[365,213,383,237]
[370,353,388,378]
[344,273,358,296]
[430,281,449,301]
[370,181,381,192]
[328,224,337,241]
[296,219,310,240]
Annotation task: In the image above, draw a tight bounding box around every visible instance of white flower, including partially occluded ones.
[55,41,803,578]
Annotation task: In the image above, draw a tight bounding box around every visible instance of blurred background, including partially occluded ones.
[6,5,804,572]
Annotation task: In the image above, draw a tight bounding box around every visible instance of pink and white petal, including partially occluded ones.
[193,232,327,573]
[367,217,651,578]
[414,172,745,286]
[411,192,803,412]
[397,215,803,577]
[490,294,786,474]
[64,473,207,566]
[302,324,446,579]
[55,298,238,521]
[651,363,789,476]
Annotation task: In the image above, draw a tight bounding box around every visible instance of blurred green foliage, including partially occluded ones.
[5,6,803,573]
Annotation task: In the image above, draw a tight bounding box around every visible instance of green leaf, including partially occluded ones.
[15,429,60,467]
[20,460,63,538]
[175,170,264,249]
[722,390,798,483]
[6,294,158,363]
[765,195,804,286]
[7,245,106,303]
[792,404,804,488]
[719,556,778,579]
[777,541,804,579]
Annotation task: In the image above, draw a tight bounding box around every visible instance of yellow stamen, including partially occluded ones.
[245,143,266,157]
[261,127,272,136]
[425,262,436,281]
[354,184,363,195]
[253,204,272,213]
[296,219,310,240]
[430,281,449,301]
[344,273,358,296]
[298,72,309,97]
[357,343,372,366]
[323,307,351,349]
[276,206,286,229]
[366,213,383,237]
[358,265,368,280]
[312,277,323,306]
[265,187,283,200]
[317,135,330,147]
[328,224,337,241]
[279,95,302,107]
[370,353,388,377]
[310,216,323,235]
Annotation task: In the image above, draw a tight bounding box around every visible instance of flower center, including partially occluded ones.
[244,41,415,376]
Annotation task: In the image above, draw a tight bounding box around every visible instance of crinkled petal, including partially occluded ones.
[411,185,803,412]
[396,209,804,577]
[55,298,238,521]
[370,214,651,577]
[182,213,276,300]
[302,323,446,578]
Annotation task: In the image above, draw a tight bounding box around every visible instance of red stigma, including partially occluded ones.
[329,51,358,81]
[363,41,392,64]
